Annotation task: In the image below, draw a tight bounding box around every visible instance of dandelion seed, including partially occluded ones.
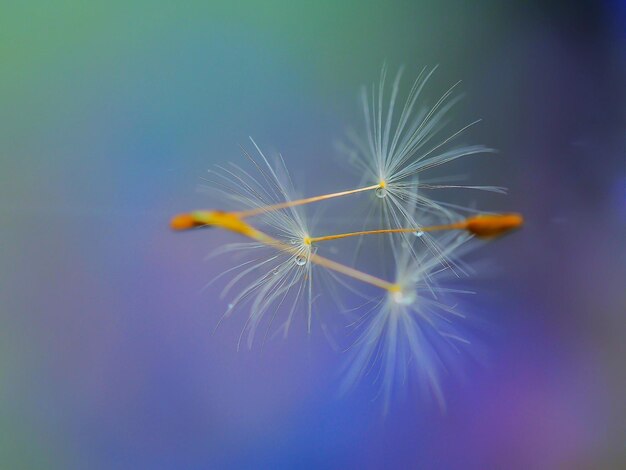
[341,65,504,230]
[341,233,473,413]
[302,213,524,245]
[191,141,319,346]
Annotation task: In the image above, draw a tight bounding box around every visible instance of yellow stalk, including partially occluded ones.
[305,213,524,244]
[170,210,399,292]
[308,252,400,292]
[232,183,382,218]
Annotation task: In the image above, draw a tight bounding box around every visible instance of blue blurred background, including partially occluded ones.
[1,1,625,468]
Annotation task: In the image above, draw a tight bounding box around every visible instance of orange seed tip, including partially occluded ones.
[465,213,524,238]
[171,213,204,231]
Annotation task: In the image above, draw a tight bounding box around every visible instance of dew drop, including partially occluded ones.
[294,255,307,266]
[375,187,388,199]
[392,290,417,305]
[272,268,280,275]
[290,239,300,245]
[414,230,424,238]
[227,303,234,310]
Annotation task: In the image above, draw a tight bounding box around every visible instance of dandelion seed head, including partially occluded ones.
[341,233,473,413]
[342,65,498,229]
[202,139,320,347]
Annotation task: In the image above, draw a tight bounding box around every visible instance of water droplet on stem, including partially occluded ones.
[392,290,417,305]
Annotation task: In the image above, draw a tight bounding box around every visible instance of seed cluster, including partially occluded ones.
[171,67,523,410]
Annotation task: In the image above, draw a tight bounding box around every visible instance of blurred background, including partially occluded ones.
[1,0,625,468]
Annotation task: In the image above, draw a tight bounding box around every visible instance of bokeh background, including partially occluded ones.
[1,1,625,468]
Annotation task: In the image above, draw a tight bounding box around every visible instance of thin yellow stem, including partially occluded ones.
[233,183,381,218]
[177,210,399,292]
[307,222,467,244]
[308,252,399,292]
[305,213,524,243]
[245,223,398,292]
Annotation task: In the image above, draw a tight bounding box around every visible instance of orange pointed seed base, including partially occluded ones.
[170,211,251,235]
[171,213,206,230]
[464,213,524,238]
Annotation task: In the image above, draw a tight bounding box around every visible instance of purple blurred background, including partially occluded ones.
[1,1,625,468]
